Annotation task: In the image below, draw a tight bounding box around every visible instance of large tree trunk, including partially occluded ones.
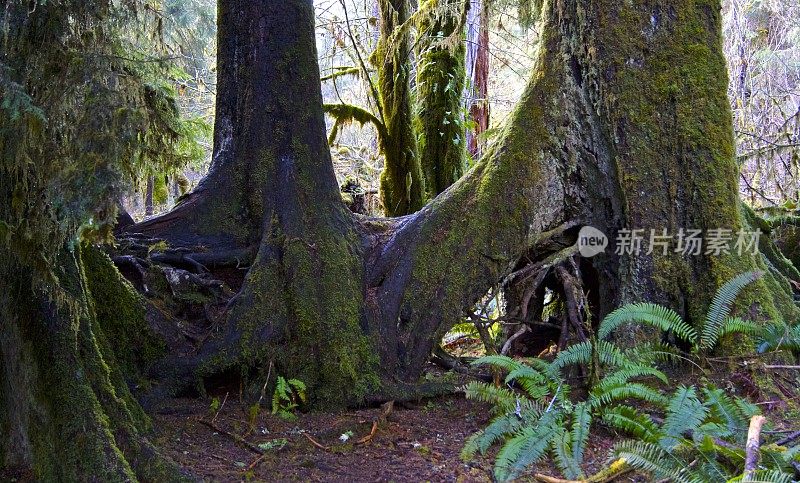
[0,247,183,481]
[375,0,427,215]
[417,0,468,196]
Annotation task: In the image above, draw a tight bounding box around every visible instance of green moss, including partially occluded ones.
[82,245,165,379]
[591,0,799,330]
[375,0,426,216]
[416,0,468,196]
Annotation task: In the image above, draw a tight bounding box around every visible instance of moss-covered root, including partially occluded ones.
[0,248,185,482]
[416,0,468,197]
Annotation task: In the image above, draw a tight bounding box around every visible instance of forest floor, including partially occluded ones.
[154,392,631,482]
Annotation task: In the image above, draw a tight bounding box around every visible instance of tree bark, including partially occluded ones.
[375,0,427,215]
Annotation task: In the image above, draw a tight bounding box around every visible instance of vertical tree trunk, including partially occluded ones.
[144,175,155,217]
[464,0,489,159]
[375,0,426,215]
[417,0,468,196]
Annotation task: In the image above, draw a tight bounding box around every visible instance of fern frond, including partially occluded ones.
[595,340,634,367]
[570,402,591,467]
[550,341,593,373]
[757,322,800,354]
[461,412,523,460]
[701,387,753,438]
[495,410,559,482]
[661,385,708,450]
[598,302,697,344]
[718,317,762,340]
[472,354,524,372]
[600,405,661,442]
[727,469,794,483]
[701,271,762,350]
[551,427,583,480]
[595,364,669,390]
[590,383,669,409]
[505,365,553,402]
[463,381,517,413]
[613,440,697,483]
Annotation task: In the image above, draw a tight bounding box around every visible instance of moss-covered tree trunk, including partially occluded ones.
[0,247,183,481]
[416,0,468,196]
[375,0,427,215]
[123,0,800,407]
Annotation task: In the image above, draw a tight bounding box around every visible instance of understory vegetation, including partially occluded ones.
[461,271,800,481]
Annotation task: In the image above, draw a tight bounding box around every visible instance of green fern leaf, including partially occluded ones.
[661,385,708,450]
[570,401,591,467]
[551,428,583,480]
[600,405,661,442]
[701,271,762,350]
[598,302,697,344]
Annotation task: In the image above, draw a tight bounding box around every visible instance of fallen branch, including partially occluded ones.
[776,430,800,446]
[743,415,766,481]
[198,419,264,455]
[303,432,331,451]
[356,400,394,445]
[534,457,631,483]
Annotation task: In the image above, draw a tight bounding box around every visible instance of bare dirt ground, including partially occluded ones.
[153,393,634,482]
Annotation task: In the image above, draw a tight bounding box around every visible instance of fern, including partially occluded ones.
[613,440,698,483]
[590,382,669,409]
[660,386,708,450]
[757,321,800,354]
[551,427,583,480]
[570,402,591,468]
[461,412,525,460]
[494,410,560,482]
[598,302,698,344]
[549,341,593,373]
[271,376,306,420]
[600,405,660,443]
[701,271,762,349]
[462,380,519,413]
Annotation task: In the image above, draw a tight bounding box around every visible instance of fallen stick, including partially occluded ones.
[198,419,264,455]
[534,457,631,483]
[776,430,800,446]
[743,415,767,481]
[356,400,394,445]
[303,432,331,451]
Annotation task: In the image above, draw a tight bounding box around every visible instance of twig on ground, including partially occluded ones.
[356,400,394,445]
[212,392,228,424]
[198,419,264,455]
[303,432,331,451]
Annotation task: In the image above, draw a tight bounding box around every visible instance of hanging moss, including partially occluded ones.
[374,0,426,216]
[416,0,468,197]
